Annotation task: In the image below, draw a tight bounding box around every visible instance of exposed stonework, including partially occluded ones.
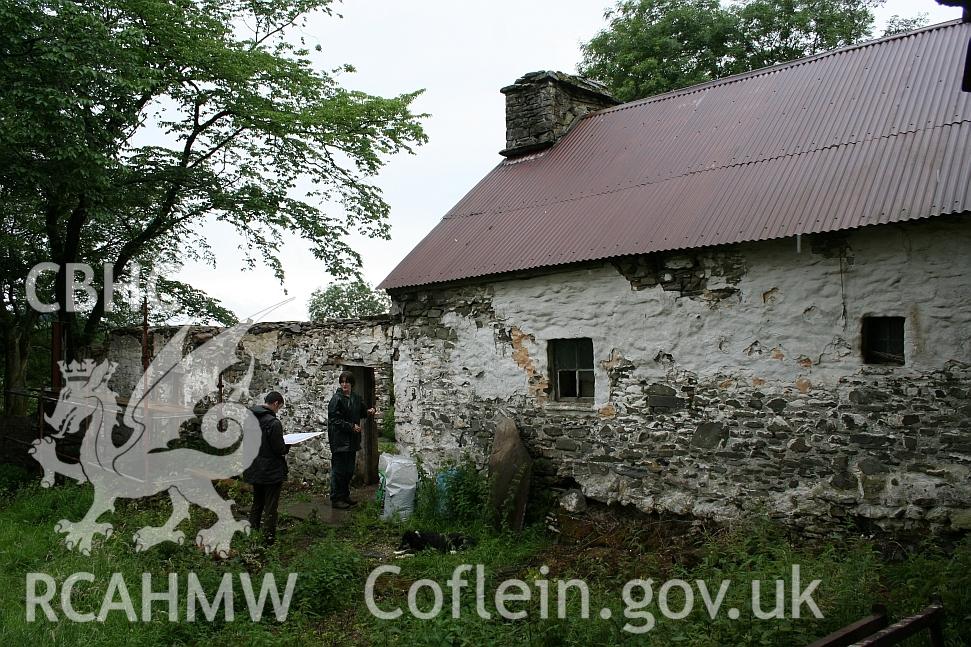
[611,248,747,302]
[500,71,619,157]
[388,216,971,536]
[107,319,394,483]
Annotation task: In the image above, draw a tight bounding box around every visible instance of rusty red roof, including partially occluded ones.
[380,20,971,290]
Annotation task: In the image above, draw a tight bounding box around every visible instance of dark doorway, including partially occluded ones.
[343,365,379,485]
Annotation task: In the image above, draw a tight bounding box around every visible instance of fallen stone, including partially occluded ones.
[559,489,587,513]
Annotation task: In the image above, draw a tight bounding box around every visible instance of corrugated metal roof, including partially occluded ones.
[380,20,971,290]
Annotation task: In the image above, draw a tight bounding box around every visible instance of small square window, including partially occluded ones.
[861,317,904,365]
[549,338,594,400]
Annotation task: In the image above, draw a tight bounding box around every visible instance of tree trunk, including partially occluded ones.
[2,324,30,416]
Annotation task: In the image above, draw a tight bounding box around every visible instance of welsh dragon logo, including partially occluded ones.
[30,321,262,558]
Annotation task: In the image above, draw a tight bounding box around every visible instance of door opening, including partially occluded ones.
[343,365,378,485]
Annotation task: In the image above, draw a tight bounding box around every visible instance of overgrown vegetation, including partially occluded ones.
[381,406,396,441]
[0,471,968,646]
[0,464,31,496]
[413,458,491,531]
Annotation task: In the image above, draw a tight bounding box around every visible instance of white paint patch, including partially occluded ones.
[441,311,524,400]
[477,220,971,395]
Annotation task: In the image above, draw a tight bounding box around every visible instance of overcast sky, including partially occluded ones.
[173,0,964,322]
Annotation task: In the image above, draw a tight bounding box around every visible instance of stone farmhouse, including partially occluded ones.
[108,20,971,536]
[377,20,971,535]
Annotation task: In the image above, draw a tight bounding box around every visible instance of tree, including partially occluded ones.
[307,279,390,320]
[0,0,426,413]
[579,0,927,102]
[883,13,929,37]
[579,0,736,101]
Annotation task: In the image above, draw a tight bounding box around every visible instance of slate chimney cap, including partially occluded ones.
[500,70,618,101]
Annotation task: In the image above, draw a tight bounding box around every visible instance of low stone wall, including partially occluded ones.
[388,217,971,536]
[107,318,394,483]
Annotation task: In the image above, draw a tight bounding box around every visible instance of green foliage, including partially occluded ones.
[414,459,490,530]
[307,278,391,320]
[358,528,549,645]
[883,13,930,37]
[0,0,426,386]
[579,0,926,101]
[0,464,32,495]
[380,405,396,440]
[1,482,969,645]
[290,538,366,618]
[580,0,735,101]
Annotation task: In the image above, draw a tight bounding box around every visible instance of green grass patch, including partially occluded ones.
[0,476,968,646]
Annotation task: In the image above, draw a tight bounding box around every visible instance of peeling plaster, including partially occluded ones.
[390,217,971,534]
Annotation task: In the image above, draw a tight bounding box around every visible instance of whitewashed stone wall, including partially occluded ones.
[107,319,393,483]
[389,216,971,535]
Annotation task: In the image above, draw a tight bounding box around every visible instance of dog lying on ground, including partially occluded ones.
[395,530,475,556]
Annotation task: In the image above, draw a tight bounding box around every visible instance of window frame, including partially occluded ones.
[861,316,905,365]
[548,337,595,402]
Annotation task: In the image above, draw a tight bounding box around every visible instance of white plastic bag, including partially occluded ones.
[379,454,419,521]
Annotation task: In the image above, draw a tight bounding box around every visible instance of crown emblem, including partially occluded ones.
[57,359,118,384]
[58,359,98,379]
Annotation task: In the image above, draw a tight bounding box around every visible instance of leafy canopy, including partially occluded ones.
[0,0,426,351]
[307,279,390,320]
[0,0,426,413]
[579,0,927,102]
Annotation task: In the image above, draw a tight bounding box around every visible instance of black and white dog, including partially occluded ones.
[395,530,475,556]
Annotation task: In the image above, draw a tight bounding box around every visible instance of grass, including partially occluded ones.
[0,469,968,646]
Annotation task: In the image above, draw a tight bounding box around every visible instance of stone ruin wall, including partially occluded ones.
[107,319,394,483]
[389,216,971,536]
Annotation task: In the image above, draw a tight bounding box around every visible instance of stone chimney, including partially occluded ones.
[500,71,620,158]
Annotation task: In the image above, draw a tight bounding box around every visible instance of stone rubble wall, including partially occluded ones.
[389,216,971,535]
[106,319,394,483]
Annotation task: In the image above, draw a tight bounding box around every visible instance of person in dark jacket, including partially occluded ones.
[243,391,289,544]
[328,371,374,509]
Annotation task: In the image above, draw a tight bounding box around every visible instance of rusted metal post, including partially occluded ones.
[217,372,225,432]
[141,296,149,372]
[141,296,149,480]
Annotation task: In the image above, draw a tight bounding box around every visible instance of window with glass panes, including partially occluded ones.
[549,338,594,400]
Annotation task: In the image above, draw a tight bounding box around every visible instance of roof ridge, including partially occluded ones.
[590,19,969,117]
